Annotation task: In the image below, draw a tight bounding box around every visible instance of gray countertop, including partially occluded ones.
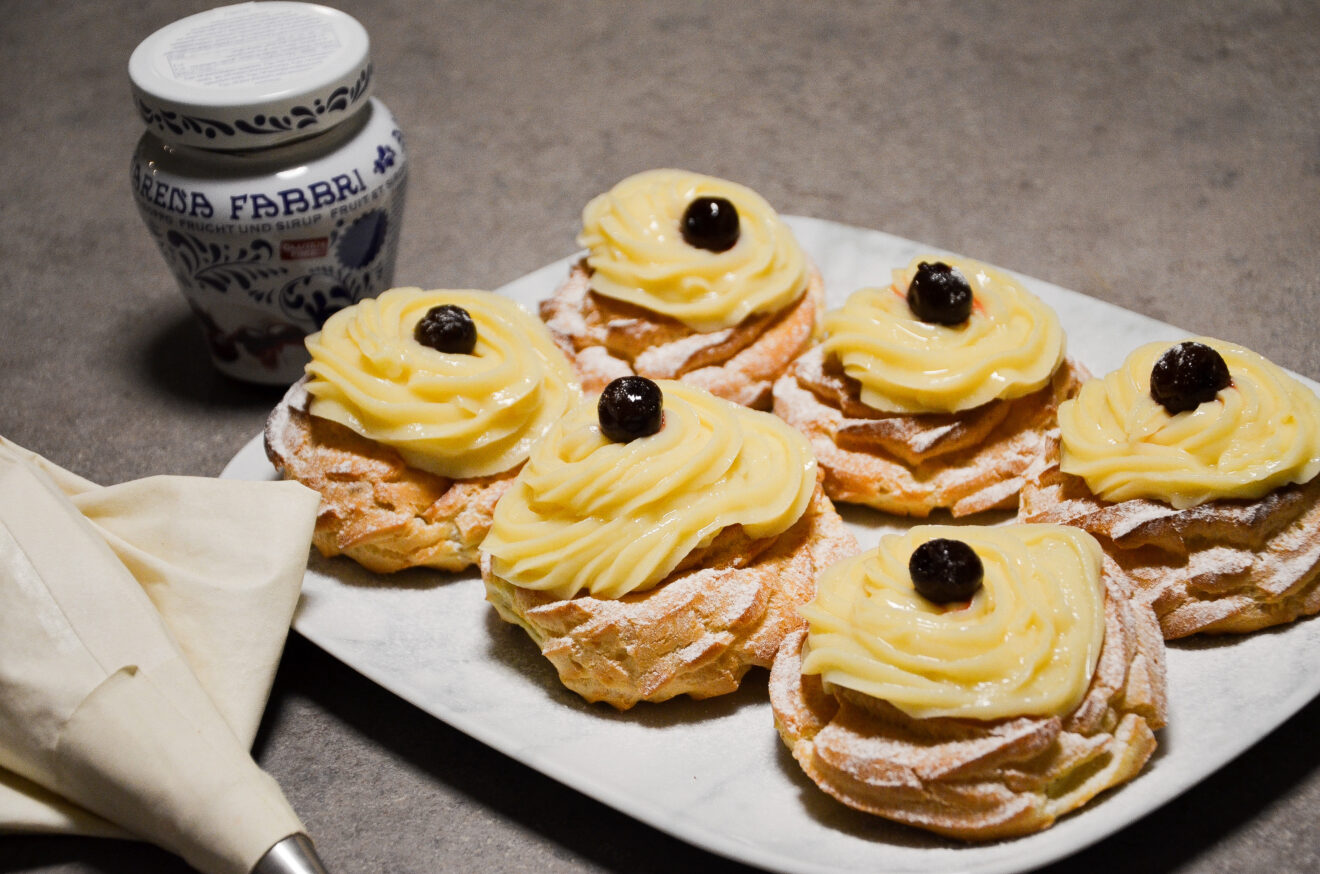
[3,1,1319,871]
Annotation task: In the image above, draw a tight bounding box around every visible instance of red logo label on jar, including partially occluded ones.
[281,238,329,260]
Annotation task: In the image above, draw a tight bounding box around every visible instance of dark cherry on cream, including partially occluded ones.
[681,196,740,252]
[598,376,664,442]
[415,304,477,354]
[1150,340,1231,414]
[907,261,973,325]
[909,538,984,604]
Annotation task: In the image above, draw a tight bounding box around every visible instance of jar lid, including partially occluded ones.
[129,2,372,150]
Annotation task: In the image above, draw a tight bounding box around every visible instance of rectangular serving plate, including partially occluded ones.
[222,216,1320,874]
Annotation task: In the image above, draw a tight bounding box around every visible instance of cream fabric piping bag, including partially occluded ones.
[0,440,321,874]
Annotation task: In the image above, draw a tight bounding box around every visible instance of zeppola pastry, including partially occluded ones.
[1020,337,1320,638]
[265,288,580,573]
[480,377,856,709]
[773,255,1084,517]
[539,169,823,409]
[769,524,1167,839]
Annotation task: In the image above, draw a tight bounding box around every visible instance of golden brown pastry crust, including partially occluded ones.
[1019,435,1320,639]
[772,349,1087,517]
[538,259,823,409]
[768,570,1167,840]
[264,378,514,574]
[481,486,857,710]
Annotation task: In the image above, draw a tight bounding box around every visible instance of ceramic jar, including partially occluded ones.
[129,2,408,384]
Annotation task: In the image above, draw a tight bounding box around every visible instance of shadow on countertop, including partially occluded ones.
[137,311,290,411]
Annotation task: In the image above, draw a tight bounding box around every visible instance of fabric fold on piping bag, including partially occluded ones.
[0,438,321,874]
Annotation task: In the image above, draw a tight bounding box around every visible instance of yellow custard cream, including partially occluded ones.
[800,524,1105,721]
[304,288,580,479]
[578,169,809,332]
[1060,337,1320,509]
[482,380,817,600]
[821,255,1065,414]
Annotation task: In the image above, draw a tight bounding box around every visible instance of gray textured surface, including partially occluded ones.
[2,1,1319,872]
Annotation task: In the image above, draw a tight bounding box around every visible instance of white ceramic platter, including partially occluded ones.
[222,216,1320,874]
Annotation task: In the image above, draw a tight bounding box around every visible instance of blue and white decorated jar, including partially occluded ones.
[129,2,408,384]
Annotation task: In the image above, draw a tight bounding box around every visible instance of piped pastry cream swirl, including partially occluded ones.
[1059,337,1320,509]
[799,524,1105,721]
[821,256,1065,414]
[579,169,809,332]
[304,288,581,479]
[481,380,817,600]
